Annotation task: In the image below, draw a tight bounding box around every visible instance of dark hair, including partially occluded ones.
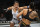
[30,2,34,10]
[14,1,19,4]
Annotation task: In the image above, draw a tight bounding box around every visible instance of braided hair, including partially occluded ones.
[29,2,34,11]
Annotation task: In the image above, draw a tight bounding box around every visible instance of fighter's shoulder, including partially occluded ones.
[11,6,15,9]
[32,11,36,12]
[32,11,37,13]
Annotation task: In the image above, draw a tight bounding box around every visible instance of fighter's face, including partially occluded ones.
[14,3,19,8]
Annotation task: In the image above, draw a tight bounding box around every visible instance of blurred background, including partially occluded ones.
[0,0,40,27]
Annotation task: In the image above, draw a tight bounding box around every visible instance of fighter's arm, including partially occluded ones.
[23,6,28,9]
[19,6,27,10]
[34,13,39,22]
[7,6,13,10]
[17,10,23,26]
[6,6,14,12]
[17,10,23,18]
[35,12,39,22]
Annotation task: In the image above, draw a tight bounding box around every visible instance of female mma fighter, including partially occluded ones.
[17,2,39,27]
[7,1,22,27]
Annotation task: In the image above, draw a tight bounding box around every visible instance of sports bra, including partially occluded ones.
[12,9,22,19]
[22,9,34,21]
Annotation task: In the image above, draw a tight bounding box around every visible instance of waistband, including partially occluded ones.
[13,18,17,20]
[21,21,30,26]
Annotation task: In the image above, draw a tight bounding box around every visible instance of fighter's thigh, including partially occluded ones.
[10,19,15,24]
[10,21,14,25]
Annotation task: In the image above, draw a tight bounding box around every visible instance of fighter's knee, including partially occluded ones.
[10,21,13,23]
[10,22,14,26]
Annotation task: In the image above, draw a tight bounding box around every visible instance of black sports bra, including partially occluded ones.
[22,9,34,21]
